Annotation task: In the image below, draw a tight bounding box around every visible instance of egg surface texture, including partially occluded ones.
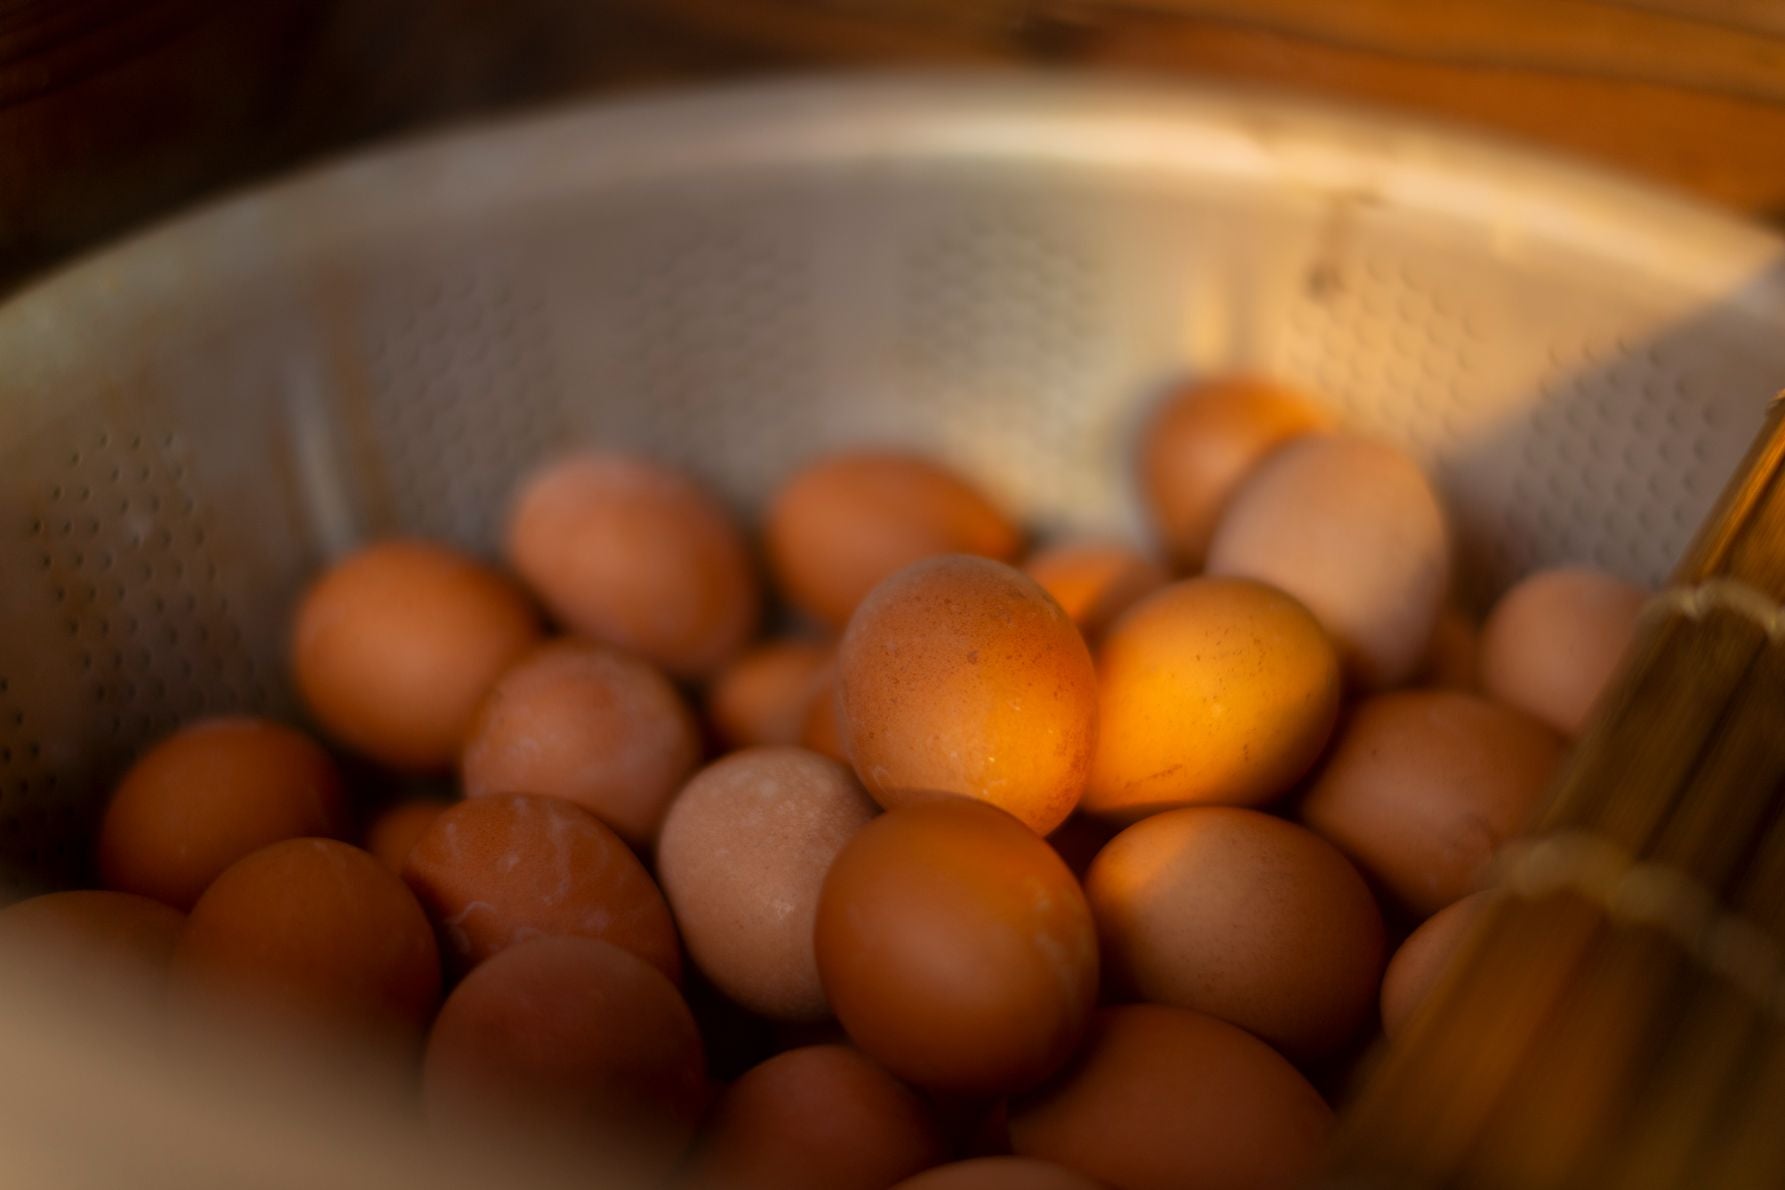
[815,799,1098,1096]
[839,555,1096,835]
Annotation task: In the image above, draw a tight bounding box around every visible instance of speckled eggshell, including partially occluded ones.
[838,556,1097,835]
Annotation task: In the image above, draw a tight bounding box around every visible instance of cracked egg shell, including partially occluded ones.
[401,793,680,982]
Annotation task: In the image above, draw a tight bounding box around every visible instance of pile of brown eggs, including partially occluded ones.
[0,376,1647,1190]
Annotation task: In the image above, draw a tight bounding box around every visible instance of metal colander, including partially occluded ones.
[0,73,1781,901]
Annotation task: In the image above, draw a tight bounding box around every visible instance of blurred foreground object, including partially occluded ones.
[1332,396,1785,1188]
[0,932,600,1190]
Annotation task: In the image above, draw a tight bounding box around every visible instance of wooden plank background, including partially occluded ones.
[4,0,1785,290]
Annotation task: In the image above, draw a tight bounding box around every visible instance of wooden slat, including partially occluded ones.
[1676,399,1785,592]
[1081,0,1785,103]
[622,0,1785,214]
[1077,17,1785,214]
[1609,0,1785,40]
[1535,596,1768,846]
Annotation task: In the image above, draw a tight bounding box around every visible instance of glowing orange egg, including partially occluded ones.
[838,556,1096,835]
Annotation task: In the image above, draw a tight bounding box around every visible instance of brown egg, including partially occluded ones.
[1300,690,1563,917]
[766,451,1023,629]
[1085,807,1385,1058]
[0,890,184,973]
[423,936,706,1185]
[1206,434,1451,689]
[706,637,834,749]
[1381,891,1490,1040]
[364,798,448,872]
[175,838,440,1044]
[1021,538,1168,642]
[814,800,1098,1096]
[838,556,1097,835]
[1425,604,1480,689]
[1009,1005,1332,1190]
[505,451,759,678]
[291,540,542,771]
[96,716,350,910]
[658,747,877,1019]
[402,793,680,981]
[461,639,701,848]
[1480,566,1646,737]
[800,665,849,763]
[1084,578,1341,819]
[1138,374,1332,571]
[891,1157,1105,1190]
[681,1045,946,1190]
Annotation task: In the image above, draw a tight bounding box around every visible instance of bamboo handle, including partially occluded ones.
[1330,394,1785,1189]
[1676,393,1785,593]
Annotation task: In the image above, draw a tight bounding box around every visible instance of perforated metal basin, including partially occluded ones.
[1,75,1782,902]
